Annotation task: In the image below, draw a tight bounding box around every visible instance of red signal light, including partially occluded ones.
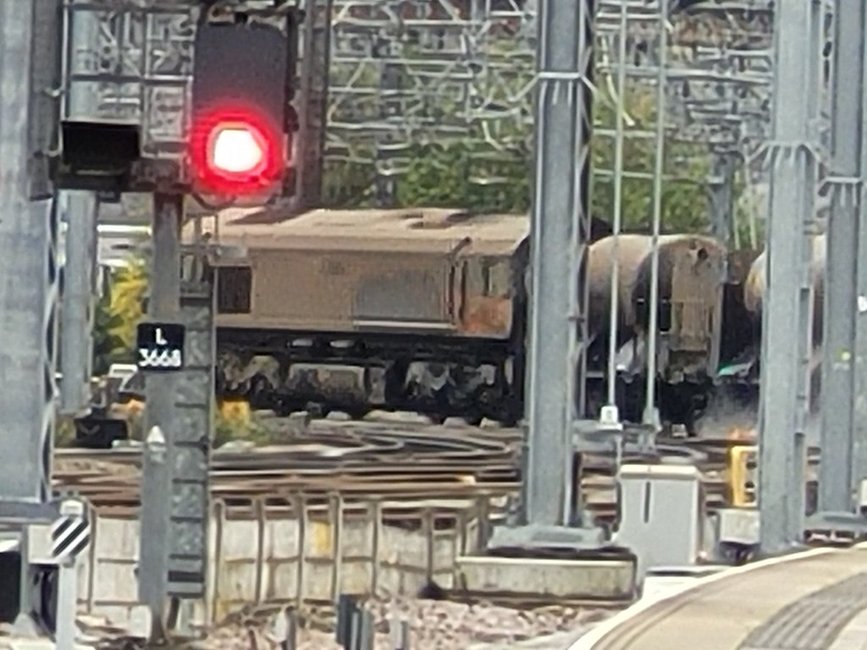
[189,107,284,195]
[210,123,267,176]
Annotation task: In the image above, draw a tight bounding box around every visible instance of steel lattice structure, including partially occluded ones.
[325,0,782,207]
[64,1,198,159]
[64,0,309,197]
[326,0,536,173]
[64,0,809,219]
[661,4,775,152]
[0,1,63,522]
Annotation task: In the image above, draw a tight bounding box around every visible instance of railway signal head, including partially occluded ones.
[189,10,297,199]
[190,107,282,195]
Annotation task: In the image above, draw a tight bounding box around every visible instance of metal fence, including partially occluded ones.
[27,493,509,627]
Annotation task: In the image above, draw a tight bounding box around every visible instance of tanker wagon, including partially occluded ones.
[584,233,747,432]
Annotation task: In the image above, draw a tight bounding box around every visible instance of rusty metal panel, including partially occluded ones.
[353,265,451,325]
[220,249,525,339]
[252,248,346,323]
[202,208,530,339]
[669,242,727,357]
[454,257,516,338]
[186,207,529,257]
[250,248,459,331]
[460,295,514,337]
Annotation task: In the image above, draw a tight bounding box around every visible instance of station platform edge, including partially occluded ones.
[570,541,867,650]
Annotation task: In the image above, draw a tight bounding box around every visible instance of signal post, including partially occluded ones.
[137,193,183,640]
[141,8,298,638]
[53,1,300,641]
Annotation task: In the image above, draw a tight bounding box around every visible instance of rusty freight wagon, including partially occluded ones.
[176,206,759,433]
[190,207,531,423]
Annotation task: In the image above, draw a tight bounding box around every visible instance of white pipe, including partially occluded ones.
[605,0,629,409]
[643,1,669,428]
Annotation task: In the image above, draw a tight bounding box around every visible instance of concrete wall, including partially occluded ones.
[28,494,508,628]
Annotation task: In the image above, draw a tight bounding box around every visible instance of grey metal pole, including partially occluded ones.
[852,1,867,503]
[642,0,668,429]
[292,0,332,211]
[740,163,761,250]
[374,61,400,208]
[59,193,97,414]
[524,0,592,526]
[708,153,737,249]
[55,550,81,650]
[792,0,825,528]
[758,0,819,553]
[59,6,99,415]
[0,0,56,506]
[138,193,182,640]
[820,0,864,513]
[605,1,628,409]
[52,498,91,648]
[55,559,78,649]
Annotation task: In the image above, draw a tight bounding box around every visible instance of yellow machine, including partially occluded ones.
[728,445,757,508]
[218,397,252,426]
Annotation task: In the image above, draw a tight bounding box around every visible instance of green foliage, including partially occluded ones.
[91,259,150,375]
[107,259,149,351]
[55,416,78,448]
[323,142,533,213]
[214,414,257,448]
[731,171,767,250]
[395,142,532,212]
[589,88,711,232]
[736,216,766,250]
[92,291,131,376]
[322,160,378,208]
[322,85,717,234]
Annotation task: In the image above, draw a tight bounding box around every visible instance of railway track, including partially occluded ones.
[54,414,812,520]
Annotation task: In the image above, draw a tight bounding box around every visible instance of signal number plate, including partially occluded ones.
[136,322,185,372]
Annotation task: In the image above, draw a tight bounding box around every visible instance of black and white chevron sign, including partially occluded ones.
[50,513,90,563]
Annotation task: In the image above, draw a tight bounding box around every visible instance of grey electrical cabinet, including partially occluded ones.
[615,463,705,579]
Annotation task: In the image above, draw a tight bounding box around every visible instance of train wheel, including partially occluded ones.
[304,402,325,418]
[249,375,268,399]
[346,407,371,420]
[385,360,409,404]
[479,400,520,428]
[463,413,483,427]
